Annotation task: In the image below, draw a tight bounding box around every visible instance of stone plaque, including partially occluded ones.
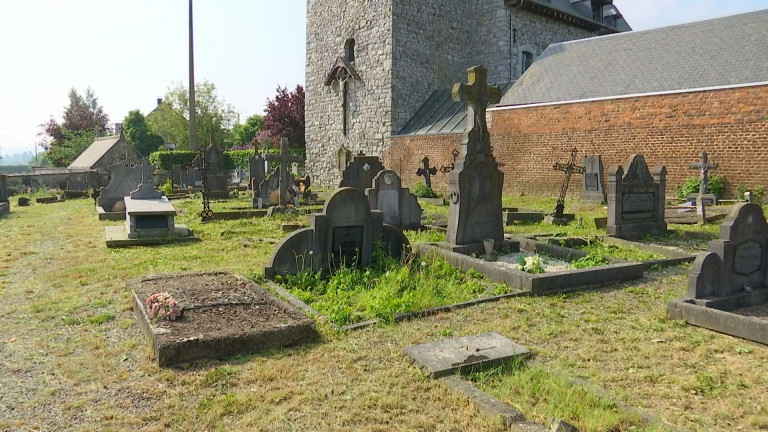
[135,215,170,230]
[332,225,364,266]
[734,240,762,275]
[623,193,654,213]
[585,173,599,191]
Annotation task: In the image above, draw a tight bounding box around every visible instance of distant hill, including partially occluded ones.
[0,151,34,166]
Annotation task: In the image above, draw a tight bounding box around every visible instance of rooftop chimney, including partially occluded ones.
[157,97,162,106]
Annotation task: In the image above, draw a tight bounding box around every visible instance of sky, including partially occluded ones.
[0,0,767,157]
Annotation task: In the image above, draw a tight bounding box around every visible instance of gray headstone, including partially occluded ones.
[255,167,289,208]
[264,188,410,278]
[248,153,266,191]
[446,65,504,247]
[339,155,384,193]
[580,155,605,204]
[0,175,8,203]
[606,154,667,240]
[366,170,422,229]
[98,158,156,212]
[688,203,768,299]
[204,144,229,199]
[130,182,163,200]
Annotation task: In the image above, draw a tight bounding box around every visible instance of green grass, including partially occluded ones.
[573,239,666,263]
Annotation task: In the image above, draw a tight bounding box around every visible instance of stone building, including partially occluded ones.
[388,9,768,198]
[305,0,630,186]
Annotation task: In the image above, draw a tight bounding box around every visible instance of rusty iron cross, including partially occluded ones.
[552,148,586,218]
[416,157,438,188]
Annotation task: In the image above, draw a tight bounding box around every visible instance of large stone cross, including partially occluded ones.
[416,157,437,189]
[265,138,303,206]
[552,148,586,219]
[689,151,719,224]
[452,65,500,153]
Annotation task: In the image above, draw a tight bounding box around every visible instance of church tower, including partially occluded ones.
[305,0,630,186]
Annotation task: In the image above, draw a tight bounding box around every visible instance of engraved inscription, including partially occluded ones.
[332,225,364,266]
[733,240,762,275]
[585,173,599,191]
[623,193,654,213]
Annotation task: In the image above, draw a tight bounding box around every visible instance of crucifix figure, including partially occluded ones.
[416,157,437,189]
[265,138,303,208]
[452,66,501,154]
[689,151,718,224]
[336,69,350,136]
[552,148,586,219]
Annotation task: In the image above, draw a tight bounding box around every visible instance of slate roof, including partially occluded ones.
[522,0,631,33]
[69,135,124,169]
[397,82,514,136]
[499,9,768,107]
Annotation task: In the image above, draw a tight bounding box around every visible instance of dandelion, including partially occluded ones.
[420,261,427,267]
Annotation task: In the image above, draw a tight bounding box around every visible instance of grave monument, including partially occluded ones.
[366,170,422,229]
[606,154,667,240]
[581,155,606,204]
[416,157,438,190]
[248,153,266,191]
[0,175,9,216]
[98,158,155,216]
[339,152,384,193]
[258,138,303,212]
[545,148,584,225]
[264,187,410,278]
[446,65,503,247]
[688,151,719,224]
[203,143,230,199]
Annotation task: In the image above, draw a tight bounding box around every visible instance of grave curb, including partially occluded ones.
[667,298,768,345]
[96,206,125,221]
[105,225,199,248]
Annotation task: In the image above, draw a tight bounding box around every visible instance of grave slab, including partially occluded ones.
[131,272,318,366]
[105,225,198,248]
[404,332,530,378]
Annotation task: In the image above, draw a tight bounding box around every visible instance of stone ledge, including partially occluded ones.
[667,298,768,345]
[97,206,125,221]
[105,225,199,248]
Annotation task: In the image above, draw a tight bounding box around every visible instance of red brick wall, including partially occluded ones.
[388,84,768,198]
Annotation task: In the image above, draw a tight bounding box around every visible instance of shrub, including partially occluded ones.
[676,175,726,198]
[159,180,173,195]
[413,182,438,198]
[737,184,765,203]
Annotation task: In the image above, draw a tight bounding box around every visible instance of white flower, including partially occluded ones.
[421,261,427,267]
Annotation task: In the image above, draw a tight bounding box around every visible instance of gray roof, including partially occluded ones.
[523,0,631,33]
[499,9,768,107]
[397,82,514,136]
[69,135,124,169]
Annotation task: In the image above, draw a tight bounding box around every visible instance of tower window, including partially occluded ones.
[521,51,533,74]
[345,38,355,62]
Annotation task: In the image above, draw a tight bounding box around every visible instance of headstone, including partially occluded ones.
[204,143,229,199]
[446,65,504,247]
[581,155,605,204]
[606,154,667,240]
[263,138,303,212]
[337,146,352,173]
[366,170,422,229]
[0,175,8,203]
[416,157,438,189]
[124,180,176,239]
[688,203,768,300]
[248,153,266,191]
[264,188,410,278]
[291,162,299,176]
[255,167,290,208]
[339,154,384,193]
[98,158,155,213]
[688,151,719,224]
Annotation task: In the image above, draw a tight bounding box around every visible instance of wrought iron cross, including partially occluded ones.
[416,157,437,188]
[452,65,500,153]
[264,138,303,206]
[439,149,461,174]
[552,148,586,218]
[689,151,718,196]
[193,150,213,219]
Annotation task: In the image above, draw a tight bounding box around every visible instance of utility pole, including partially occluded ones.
[189,0,197,151]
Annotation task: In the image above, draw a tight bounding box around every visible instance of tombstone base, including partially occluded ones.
[0,201,9,217]
[266,205,298,217]
[105,225,198,248]
[580,191,606,204]
[543,214,575,226]
[503,209,545,225]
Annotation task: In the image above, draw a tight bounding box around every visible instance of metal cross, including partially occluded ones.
[689,151,718,224]
[452,65,500,154]
[264,138,303,207]
[416,157,438,188]
[552,148,586,218]
[193,150,213,219]
[439,149,460,174]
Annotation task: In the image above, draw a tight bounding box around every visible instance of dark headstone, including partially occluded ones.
[264,138,303,213]
[446,65,503,247]
[339,154,384,193]
[606,155,667,240]
[98,158,155,213]
[264,188,410,278]
[248,153,266,191]
[366,170,422,229]
[204,144,229,199]
[0,175,8,203]
[581,155,605,204]
[18,197,30,207]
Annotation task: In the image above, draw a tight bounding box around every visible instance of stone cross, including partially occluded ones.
[552,148,586,219]
[452,65,500,154]
[689,151,718,224]
[265,138,303,207]
[416,157,438,189]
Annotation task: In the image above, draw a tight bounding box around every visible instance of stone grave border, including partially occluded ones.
[200,205,323,222]
[131,272,318,366]
[105,225,199,248]
[97,206,125,221]
[667,294,768,345]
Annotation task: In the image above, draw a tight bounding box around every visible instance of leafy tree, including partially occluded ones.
[146,102,189,149]
[263,85,305,148]
[161,80,238,150]
[39,87,110,166]
[231,114,263,149]
[123,110,164,157]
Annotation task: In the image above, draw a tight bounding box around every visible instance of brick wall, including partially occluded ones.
[390,84,768,198]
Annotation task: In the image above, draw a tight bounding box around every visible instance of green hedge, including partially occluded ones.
[149,148,306,171]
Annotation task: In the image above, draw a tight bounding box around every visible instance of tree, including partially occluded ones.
[263,85,305,148]
[231,114,263,149]
[160,81,238,150]
[146,102,189,149]
[123,110,164,157]
[38,87,110,166]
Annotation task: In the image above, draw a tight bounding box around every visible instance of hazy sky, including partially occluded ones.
[0,0,766,156]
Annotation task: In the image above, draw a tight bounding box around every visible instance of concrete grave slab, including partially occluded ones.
[131,272,318,366]
[404,332,530,378]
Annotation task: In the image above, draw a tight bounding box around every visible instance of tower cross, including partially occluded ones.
[265,138,304,206]
[452,65,500,153]
[552,148,586,218]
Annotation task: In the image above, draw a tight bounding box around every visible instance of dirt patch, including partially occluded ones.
[733,303,768,322]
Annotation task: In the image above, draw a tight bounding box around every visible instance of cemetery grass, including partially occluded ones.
[0,198,766,431]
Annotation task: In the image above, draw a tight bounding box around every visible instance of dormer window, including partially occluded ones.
[522,51,534,74]
[345,38,356,62]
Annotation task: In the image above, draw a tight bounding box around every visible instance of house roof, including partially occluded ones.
[68,135,125,169]
[498,9,768,107]
[519,0,631,33]
[396,82,514,136]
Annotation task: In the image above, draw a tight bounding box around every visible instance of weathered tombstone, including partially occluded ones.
[339,153,384,193]
[581,155,605,204]
[248,153,266,191]
[337,146,352,173]
[264,188,410,278]
[291,162,299,176]
[606,154,667,240]
[204,143,229,199]
[688,151,719,224]
[255,167,289,209]
[0,175,8,203]
[263,138,303,212]
[366,170,422,229]
[98,158,155,213]
[446,65,503,247]
[545,148,585,225]
[416,157,438,189]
